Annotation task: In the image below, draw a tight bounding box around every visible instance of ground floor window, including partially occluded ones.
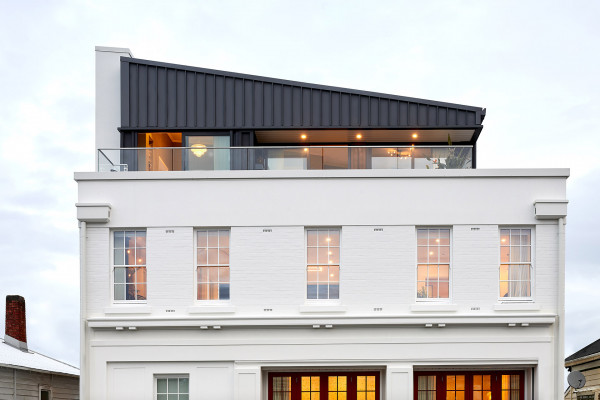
[414,371,524,400]
[155,376,189,400]
[269,371,380,400]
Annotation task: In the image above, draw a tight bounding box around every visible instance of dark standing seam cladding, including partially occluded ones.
[121,57,486,131]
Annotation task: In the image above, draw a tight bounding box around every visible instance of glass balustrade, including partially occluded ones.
[98,146,473,172]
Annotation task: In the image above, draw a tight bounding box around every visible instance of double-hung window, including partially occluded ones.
[306,229,340,300]
[155,376,189,400]
[113,230,147,301]
[500,228,532,298]
[196,229,230,300]
[417,228,450,299]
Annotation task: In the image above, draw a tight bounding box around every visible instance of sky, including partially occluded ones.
[0,0,598,375]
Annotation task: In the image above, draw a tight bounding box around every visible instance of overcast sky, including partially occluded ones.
[0,0,598,374]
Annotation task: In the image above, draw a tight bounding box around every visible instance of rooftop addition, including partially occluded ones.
[96,55,485,172]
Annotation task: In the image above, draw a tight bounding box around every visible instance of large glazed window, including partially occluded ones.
[197,229,230,300]
[113,230,147,301]
[186,136,230,170]
[155,376,189,400]
[417,228,450,299]
[306,229,340,300]
[499,228,532,298]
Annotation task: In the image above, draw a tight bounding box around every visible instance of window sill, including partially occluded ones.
[494,303,540,311]
[104,306,152,315]
[299,305,347,314]
[410,304,458,312]
[187,306,236,314]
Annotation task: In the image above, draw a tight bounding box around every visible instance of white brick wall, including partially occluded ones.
[87,223,559,316]
[453,225,500,312]
[535,223,559,310]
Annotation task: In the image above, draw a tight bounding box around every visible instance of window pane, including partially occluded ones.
[439,282,449,298]
[500,265,509,281]
[114,284,125,300]
[219,267,230,282]
[417,229,428,245]
[219,284,230,300]
[521,229,531,245]
[197,231,207,247]
[307,248,318,264]
[307,284,317,299]
[428,229,439,245]
[428,247,439,262]
[329,284,339,299]
[157,379,167,393]
[328,248,340,264]
[126,267,136,283]
[500,246,510,263]
[520,246,530,262]
[219,248,229,265]
[510,246,520,262]
[439,265,449,280]
[114,268,125,284]
[136,248,146,265]
[439,246,450,263]
[125,231,136,247]
[126,284,136,300]
[417,265,427,280]
[207,230,218,247]
[511,230,521,245]
[114,231,125,248]
[114,249,125,265]
[329,266,340,281]
[219,230,229,247]
[318,284,328,299]
[207,248,218,264]
[500,229,510,244]
[198,249,207,265]
[328,230,340,246]
[500,282,509,297]
[198,267,209,282]
[198,283,209,300]
[318,248,329,264]
[439,229,450,245]
[307,266,318,282]
[136,267,147,283]
[318,230,331,246]
[307,231,318,246]
[135,282,147,300]
[417,247,428,263]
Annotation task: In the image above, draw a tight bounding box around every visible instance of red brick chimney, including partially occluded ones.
[5,295,28,351]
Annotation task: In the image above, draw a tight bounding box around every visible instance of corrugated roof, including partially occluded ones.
[566,338,600,363]
[121,57,486,135]
[0,340,79,376]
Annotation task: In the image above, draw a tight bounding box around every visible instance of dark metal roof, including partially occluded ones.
[121,57,486,137]
[566,338,600,363]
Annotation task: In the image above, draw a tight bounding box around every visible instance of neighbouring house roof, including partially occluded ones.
[0,340,79,377]
[566,338,600,363]
[120,57,486,138]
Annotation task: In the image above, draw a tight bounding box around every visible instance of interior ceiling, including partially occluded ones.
[255,129,475,144]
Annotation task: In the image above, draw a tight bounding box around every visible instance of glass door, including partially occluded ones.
[269,371,380,400]
[414,371,524,400]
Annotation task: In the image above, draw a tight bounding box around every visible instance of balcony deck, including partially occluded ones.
[98,145,473,172]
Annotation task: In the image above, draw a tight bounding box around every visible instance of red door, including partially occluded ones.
[269,371,381,400]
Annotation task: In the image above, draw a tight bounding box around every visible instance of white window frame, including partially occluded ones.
[415,227,452,302]
[111,229,147,304]
[194,228,231,304]
[154,375,189,400]
[305,227,341,303]
[498,227,535,302]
